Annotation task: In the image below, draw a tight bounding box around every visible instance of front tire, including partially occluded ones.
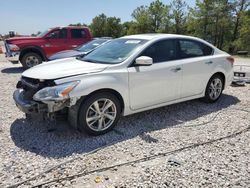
[21,52,42,69]
[78,92,121,135]
[203,74,224,103]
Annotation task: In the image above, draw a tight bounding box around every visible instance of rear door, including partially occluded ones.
[177,39,215,98]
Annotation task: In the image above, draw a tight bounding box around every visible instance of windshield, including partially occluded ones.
[82,39,147,64]
[37,29,51,37]
[76,39,110,52]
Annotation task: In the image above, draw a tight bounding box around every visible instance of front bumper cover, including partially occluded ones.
[13,89,47,114]
[13,89,71,114]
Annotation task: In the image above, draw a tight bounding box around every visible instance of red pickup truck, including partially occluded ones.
[4,26,92,68]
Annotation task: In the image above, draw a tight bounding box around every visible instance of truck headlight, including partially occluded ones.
[9,44,20,52]
[33,81,79,101]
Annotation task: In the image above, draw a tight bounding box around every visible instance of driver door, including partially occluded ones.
[128,39,182,110]
[44,29,69,57]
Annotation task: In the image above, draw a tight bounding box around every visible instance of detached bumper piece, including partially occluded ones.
[13,89,47,114]
[233,65,250,85]
[4,42,19,62]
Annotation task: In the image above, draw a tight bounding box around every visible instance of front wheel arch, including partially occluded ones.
[19,46,46,62]
[68,88,125,133]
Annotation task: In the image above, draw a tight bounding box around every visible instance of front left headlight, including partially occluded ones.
[33,81,79,102]
[9,44,20,52]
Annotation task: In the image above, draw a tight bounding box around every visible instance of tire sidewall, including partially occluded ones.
[78,92,121,135]
[21,52,42,69]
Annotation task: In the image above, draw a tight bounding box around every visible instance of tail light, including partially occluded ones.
[226,56,234,67]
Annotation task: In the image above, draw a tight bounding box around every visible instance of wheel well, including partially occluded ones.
[212,72,225,89]
[86,89,125,113]
[19,48,46,61]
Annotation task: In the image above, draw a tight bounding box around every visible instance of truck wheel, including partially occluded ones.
[78,92,121,136]
[21,52,42,69]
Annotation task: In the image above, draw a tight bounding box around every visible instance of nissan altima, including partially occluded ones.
[13,34,234,135]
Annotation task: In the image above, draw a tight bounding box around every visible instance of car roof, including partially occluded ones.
[121,33,205,41]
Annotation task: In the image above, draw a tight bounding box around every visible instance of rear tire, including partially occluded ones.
[21,52,42,69]
[78,92,121,136]
[203,74,224,103]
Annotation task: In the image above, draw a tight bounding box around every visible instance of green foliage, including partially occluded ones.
[69,23,88,27]
[235,10,250,52]
[130,0,170,34]
[90,14,107,37]
[170,0,187,34]
[69,0,249,53]
[89,14,122,38]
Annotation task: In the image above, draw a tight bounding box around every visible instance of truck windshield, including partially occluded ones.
[81,39,147,64]
[37,29,51,37]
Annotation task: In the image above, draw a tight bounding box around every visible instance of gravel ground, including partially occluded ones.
[0,53,249,188]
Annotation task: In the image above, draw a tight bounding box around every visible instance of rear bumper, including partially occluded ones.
[233,65,250,83]
[233,76,250,83]
[13,89,47,114]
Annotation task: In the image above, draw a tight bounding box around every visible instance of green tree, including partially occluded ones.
[69,23,88,27]
[131,5,153,33]
[89,14,122,38]
[170,0,187,34]
[121,21,135,35]
[90,13,107,37]
[229,0,250,52]
[235,10,250,52]
[105,17,122,37]
[131,0,170,34]
[148,0,170,32]
[187,0,232,49]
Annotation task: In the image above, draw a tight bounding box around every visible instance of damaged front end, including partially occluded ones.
[13,76,79,120]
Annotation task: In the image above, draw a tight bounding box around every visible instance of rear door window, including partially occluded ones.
[178,39,213,59]
[71,29,86,38]
[140,39,177,63]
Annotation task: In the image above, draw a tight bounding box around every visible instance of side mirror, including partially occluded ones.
[135,56,153,66]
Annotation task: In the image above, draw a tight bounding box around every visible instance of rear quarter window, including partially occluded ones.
[179,39,213,59]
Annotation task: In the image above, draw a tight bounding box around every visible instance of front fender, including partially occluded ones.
[56,70,130,113]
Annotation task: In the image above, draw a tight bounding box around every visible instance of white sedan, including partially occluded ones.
[14,34,234,135]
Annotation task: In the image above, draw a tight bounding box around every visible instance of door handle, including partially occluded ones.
[171,67,182,72]
[205,61,213,64]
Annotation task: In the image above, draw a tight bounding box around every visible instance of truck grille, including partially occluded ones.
[17,76,55,101]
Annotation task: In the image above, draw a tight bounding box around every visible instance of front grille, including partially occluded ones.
[18,76,55,100]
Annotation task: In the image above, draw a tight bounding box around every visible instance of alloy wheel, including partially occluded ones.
[85,98,117,132]
[208,78,222,100]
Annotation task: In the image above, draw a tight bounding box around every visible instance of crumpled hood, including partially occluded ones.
[48,50,86,61]
[22,58,109,80]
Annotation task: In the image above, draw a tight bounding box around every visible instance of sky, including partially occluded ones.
[0,0,195,35]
